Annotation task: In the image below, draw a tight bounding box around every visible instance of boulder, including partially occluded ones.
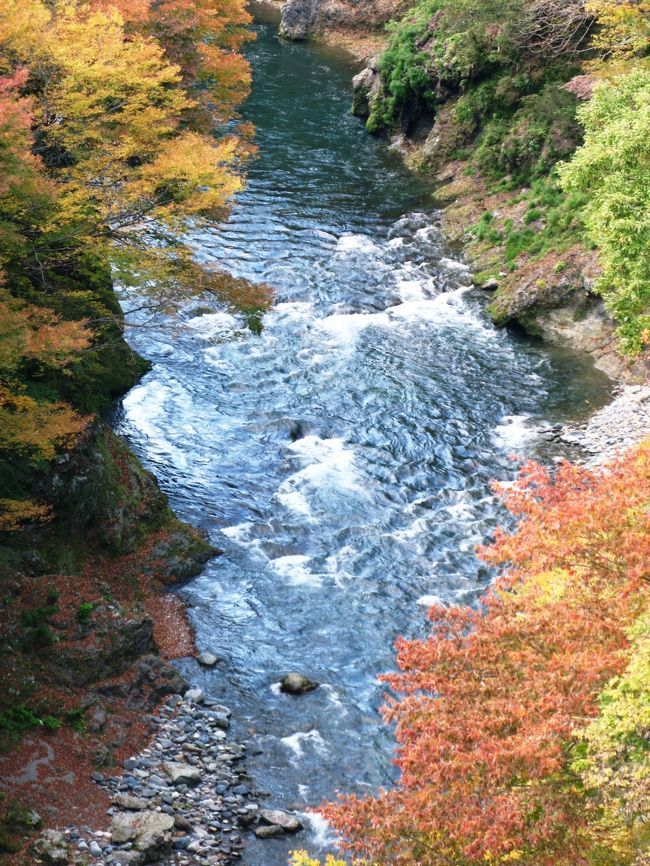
[196,651,220,667]
[162,762,202,786]
[279,0,320,39]
[280,672,319,695]
[113,794,148,811]
[352,57,381,119]
[259,809,303,833]
[31,830,69,864]
[110,812,174,860]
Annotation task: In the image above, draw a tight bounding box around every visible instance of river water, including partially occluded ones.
[114,12,611,864]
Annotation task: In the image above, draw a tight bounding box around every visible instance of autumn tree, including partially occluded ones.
[322,445,650,866]
[0,0,263,311]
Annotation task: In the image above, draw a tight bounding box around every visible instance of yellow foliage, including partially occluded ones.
[574,608,650,865]
[0,0,51,63]
[0,388,89,462]
[289,851,351,866]
[586,0,650,75]
[0,498,52,531]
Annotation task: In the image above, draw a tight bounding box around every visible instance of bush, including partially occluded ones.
[559,70,650,354]
[75,601,94,625]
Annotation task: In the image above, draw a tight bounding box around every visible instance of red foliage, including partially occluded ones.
[322,444,650,866]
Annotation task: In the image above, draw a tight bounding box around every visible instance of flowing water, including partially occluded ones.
[113,11,611,863]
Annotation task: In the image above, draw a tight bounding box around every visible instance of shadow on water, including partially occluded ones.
[113,16,612,866]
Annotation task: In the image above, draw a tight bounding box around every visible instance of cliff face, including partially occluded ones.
[279,0,414,41]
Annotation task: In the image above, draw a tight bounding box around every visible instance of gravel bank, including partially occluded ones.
[32,690,304,866]
[558,384,650,463]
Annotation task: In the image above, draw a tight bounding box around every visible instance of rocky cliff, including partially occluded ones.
[279,0,414,42]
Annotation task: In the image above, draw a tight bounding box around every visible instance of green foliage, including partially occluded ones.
[559,70,650,354]
[0,797,40,853]
[367,0,585,184]
[0,703,42,738]
[75,601,94,624]
[367,0,442,132]
[20,603,57,651]
[473,176,587,266]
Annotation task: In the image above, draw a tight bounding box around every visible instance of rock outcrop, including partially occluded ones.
[280,0,415,41]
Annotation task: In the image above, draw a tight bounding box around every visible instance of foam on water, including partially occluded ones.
[280,730,329,760]
[270,554,322,587]
[494,414,538,450]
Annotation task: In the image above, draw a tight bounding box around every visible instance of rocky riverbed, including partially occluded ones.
[30,689,304,866]
[557,384,650,463]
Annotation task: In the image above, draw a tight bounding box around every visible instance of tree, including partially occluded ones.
[559,70,650,354]
[322,445,650,866]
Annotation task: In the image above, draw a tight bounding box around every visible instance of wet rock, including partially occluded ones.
[162,762,202,786]
[197,651,220,667]
[147,530,218,583]
[259,808,303,833]
[254,824,285,839]
[89,839,103,857]
[280,672,319,694]
[31,830,69,864]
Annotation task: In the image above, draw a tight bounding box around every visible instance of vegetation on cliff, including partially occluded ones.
[357,0,650,358]
[0,0,266,534]
[0,0,256,851]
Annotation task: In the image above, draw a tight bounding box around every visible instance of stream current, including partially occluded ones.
[114,12,611,864]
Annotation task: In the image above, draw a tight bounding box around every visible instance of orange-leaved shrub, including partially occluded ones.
[322,443,650,866]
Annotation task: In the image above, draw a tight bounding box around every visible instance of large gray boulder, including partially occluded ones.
[110,812,175,861]
[259,808,303,833]
[279,0,321,39]
[31,830,69,864]
[280,672,319,695]
[162,761,202,786]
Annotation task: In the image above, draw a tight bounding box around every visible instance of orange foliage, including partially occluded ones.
[0,498,52,532]
[323,445,650,866]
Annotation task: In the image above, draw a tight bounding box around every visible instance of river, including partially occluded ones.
[113,10,611,864]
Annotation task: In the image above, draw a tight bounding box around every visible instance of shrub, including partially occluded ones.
[559,70,650,354]
[75,601,94,625]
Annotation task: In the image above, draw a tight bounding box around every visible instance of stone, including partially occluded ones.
[110,811,174,859]
[279,0,319,40]
[197,652,219,667]
[280,672,319,695]
[162,762,202,786]
[480,277,499,291]
[113,794,148,811]
[254,824,285,839]
[259,809,303,833]
[31,830,69,864]
[89,840,103,857]
[184,687,204,704]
